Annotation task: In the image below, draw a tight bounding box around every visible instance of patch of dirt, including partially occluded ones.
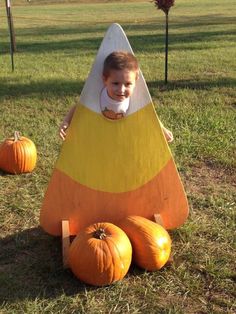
[183,161,235,197]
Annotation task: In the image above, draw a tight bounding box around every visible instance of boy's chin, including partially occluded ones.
[114,95,127,101]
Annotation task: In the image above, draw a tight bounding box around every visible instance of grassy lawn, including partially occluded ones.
[0,0,235,313]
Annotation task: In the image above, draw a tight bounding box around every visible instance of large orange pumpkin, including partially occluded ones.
[0,131,37,174]
[118,216,171,271]
[68,222,132,286]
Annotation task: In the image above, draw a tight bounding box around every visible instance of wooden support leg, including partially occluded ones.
[154,213,164,226]
[62,220,70,269]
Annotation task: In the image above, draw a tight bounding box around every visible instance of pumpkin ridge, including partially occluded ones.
[13,142,20,173]
[92,224,115,278]
[103,224,124,282]
[105,236,124,282]
[19,141,25,172]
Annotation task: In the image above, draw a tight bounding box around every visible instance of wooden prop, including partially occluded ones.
[40,23,189,236]
[62,220,70,268]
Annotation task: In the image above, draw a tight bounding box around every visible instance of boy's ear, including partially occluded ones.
[136,72,139,81]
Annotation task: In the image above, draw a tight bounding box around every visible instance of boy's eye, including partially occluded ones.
[126,83,133,87]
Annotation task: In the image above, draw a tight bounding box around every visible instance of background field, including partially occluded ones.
[0,0,235,313]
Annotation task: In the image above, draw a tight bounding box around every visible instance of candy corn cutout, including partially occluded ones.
[40,24,189,236]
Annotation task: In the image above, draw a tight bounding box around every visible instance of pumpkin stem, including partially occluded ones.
[14,131,21,142]
[93,228,107,240]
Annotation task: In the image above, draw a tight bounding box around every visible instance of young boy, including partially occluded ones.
[59,51,173,142]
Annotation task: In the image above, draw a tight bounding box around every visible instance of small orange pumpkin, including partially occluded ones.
[68,222,132,286]
[0,131,37,174]
[118,216,171,271]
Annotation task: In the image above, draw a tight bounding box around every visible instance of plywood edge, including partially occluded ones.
[154,213,164,226]
[62,220,71,269]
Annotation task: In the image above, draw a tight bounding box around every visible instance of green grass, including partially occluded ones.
[0,0,235,313]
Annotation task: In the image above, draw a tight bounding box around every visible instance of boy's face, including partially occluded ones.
[103,69,138,102]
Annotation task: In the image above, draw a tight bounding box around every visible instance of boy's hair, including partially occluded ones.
[103,51,139,79]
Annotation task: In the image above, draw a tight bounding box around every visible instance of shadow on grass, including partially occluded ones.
[0,227,149,303]
[1,18,235,55]
[0,170,9,176]
[0,78,84,99]
[147,77,236,92]
[0,77,235,102]
[0,227,92,302]
[2,13,235,37]
[9,28,235,55]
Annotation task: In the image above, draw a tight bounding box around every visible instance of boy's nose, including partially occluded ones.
[120,85,125,93]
